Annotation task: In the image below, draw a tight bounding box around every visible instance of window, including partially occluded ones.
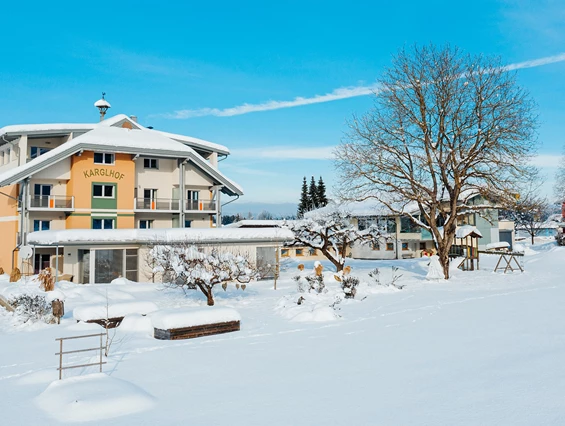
[187,190,199,201]
[308,248,317,256]
[93,184,115,198]
[400,216,420,233]
[419,242,427,250]
[33,220,50,232]
[372,241,380,251]
[402,242,409,251]
[184,220,192,228]
[92,218,114,229]
[295,249,304,256]
[386,242,394,251]
[30,146,51,159]
[358,216,396,233]
[143,158,158,169]
[281,249,289,257]
[93,152,114,164]
[139,220,153,229]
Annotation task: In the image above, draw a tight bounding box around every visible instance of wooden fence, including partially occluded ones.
[55,333,107,380]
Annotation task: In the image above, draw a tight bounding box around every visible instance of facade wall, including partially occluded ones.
[0,184,19,269]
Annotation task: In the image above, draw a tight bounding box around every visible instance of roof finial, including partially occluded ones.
[94,93,111,122]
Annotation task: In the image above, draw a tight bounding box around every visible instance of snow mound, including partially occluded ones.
[119,314,154,334]
[291,306,338,322]
[151,307,241,329]
[513,244,538,256]
[35,373,155,422]
[73,301,159,322]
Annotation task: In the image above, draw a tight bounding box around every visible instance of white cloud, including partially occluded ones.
[161,85,378,119]
[530,154,562,169]
[233,146,335,160]
[157,52,565,119]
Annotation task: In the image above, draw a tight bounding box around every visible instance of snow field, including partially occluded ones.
[0,240,563,425]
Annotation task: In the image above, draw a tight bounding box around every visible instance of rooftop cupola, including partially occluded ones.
[94,93,111,122]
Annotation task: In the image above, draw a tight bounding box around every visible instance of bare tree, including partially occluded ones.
[285,206,379,272]
[335,44,538,278]
[555,145,565,204]
[149,244,253,306]
[501,178,550,245]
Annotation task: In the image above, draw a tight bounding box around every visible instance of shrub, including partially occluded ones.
[342,276,360,299]
[9,294,54,323]
[9,267,21,283]
[305,274,325,294]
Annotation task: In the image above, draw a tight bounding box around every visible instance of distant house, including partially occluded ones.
[324,194,515,260]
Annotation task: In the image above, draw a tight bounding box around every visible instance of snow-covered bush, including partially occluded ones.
[341,276,360,299]
[305,274,325,294]
[293,275,307,293]
[149,244,254,306]
[9,294,54,323]
[368,267,404,290]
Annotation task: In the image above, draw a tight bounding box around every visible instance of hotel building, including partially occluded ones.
[0,101,245,280]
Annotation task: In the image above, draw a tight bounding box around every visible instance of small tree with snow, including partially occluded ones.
[285,206,379,272]
[149,244,254,306]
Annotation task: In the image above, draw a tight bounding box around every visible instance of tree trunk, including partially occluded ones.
[438,249,450,280]
[197,283,215,306]
[321,247,344,272]
[531,233,535,245]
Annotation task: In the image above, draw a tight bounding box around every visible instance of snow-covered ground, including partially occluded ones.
[0,240,563,425]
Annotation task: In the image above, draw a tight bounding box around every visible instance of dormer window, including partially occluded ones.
[143,158,158,169]
[30,146,51,159]
[94,152,114,164]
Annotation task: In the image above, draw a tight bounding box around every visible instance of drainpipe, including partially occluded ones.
[179,159,187,227]
[12,178,29,269]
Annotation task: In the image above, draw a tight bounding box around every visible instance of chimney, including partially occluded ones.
[130,115,138,123]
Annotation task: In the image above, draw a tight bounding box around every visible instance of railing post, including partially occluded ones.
[59,339,63,380]
[99,333,103,372]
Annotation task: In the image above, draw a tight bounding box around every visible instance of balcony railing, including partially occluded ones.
[185,199,216,212]
[28,195,74,211]
[134,198,180,212]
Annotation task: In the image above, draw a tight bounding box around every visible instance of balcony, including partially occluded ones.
[28,195,74,212]
[185,199,216,213]
[134,198,180,213]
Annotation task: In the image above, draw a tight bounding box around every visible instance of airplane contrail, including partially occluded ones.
[160,52,565,119]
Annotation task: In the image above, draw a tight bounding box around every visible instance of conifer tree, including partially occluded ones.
[317,176,328,207]
[309,176,319,210]
[297,177,309,218]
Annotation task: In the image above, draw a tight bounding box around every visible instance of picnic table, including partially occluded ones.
[479,250,524,273]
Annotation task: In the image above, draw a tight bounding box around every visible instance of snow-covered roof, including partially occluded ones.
[151,129,229,156]
[0,114,229,155]
[0,123,96,136]
[455,225,483,239]
[0,126,243,196]
[225,220,286,228]
[27,228,295,246]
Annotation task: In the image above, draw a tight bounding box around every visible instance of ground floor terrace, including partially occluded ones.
[25,228,294,284]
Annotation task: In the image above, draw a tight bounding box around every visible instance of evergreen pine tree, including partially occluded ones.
[308,176,319,210]
[297,177,309,218]
[317,176,328,207]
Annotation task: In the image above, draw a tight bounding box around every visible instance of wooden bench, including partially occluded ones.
[152,308,241,341]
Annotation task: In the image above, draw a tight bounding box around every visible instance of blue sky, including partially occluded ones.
[2,0,564,208]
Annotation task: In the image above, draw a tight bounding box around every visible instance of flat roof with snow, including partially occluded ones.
[28,228,295,246]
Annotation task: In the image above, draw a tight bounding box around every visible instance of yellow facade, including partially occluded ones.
[0,184,19,269]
